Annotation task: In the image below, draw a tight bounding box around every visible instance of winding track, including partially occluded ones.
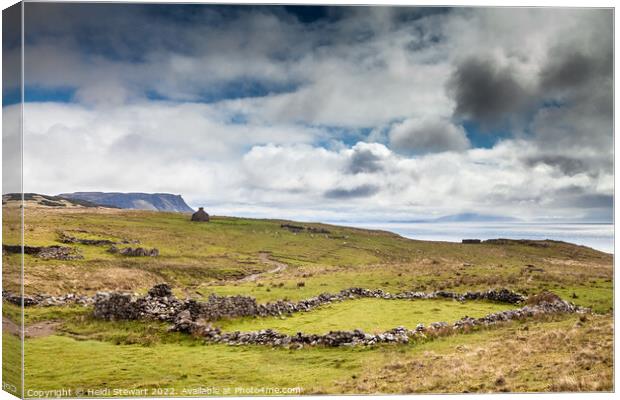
[238,252,288,282]
[2,316,59,338]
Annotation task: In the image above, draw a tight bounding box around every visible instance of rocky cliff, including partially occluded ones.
[59,192,193,212]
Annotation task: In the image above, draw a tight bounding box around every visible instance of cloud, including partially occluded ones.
[13,5,613,222]
[73,80,131,106]
[524,155,587,177]
[2,106,21,194]
[325,184,380,199]
[540,51,597,91]
[447,56,532,128]
[346,142,391,173]
[20,98,612,221]
[389,118,470,154]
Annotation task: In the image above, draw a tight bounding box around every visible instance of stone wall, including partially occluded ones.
[5,283,585,348]
[2,291,92,307]
[170,297,583,348]
[90,284,527,323]
[2,244,83,260]
[93,284,182,321]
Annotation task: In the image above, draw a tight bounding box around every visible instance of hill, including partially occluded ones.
[2,193,102,208]
[1,204,613,394]
[1,203,611,312]
[59,192,193,212]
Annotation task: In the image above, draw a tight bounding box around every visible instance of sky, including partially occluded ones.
[1,4,614,222]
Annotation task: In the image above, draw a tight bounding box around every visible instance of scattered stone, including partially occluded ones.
[117,247,159,257]
[281,223,304,233]
[483,239,550,248]
[58,231,116,246]
[38,246,83,260]
[307,227,330,234]
[526,291,562,306]
[107,245,119,254]
[148,283,173,298]
[2,244,83,260]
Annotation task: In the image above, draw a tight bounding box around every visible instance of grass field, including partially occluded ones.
[215,299,515,334]
[2,200,614,395]
[19,314,613,395]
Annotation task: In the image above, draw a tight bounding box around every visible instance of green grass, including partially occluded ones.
[58,317,202,347]
[21,314,612,395]
[2,205,610,300]
[216,299,515,334]
[24,335,363,395]
[1,204,613,394]
[553,279,614,314]
[2,333,22,397]
[4,302,92,325]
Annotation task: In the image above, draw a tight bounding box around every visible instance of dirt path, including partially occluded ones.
[2,316,59,338]
[2,316,20,336]
[238,252,288,283]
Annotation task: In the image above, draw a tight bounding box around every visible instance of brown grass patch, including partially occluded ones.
[339,314,613,394]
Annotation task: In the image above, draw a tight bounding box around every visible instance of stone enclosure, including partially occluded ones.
[4,283,584,348]
[90,284,583,348]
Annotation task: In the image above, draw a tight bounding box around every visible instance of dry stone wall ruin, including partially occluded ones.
[89,284,584,347]
[91,284,527,322]
[3,283,585,348]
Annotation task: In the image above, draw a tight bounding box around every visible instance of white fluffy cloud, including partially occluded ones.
[18,99,612,221]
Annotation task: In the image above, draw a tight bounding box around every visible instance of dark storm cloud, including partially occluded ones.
[526,31,613,178]
[447,57,530,128]
[540,52,597,90]
[324,184,380,199]
[540,43,612,93]
[347,148,384,174]
[2,3,21,101]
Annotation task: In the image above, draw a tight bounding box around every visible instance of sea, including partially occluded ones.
[335,221,615,254]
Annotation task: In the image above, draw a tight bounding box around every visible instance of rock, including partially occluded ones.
[168,310,195,333]
[118,247,159,257]
[148,283,173,298]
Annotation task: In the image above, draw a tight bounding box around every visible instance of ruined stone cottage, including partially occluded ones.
[191,207,210,222]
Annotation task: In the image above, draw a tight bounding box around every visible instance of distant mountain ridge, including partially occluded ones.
[59,192,194,212]
[433,213,519,223]
[391,213,519,223]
